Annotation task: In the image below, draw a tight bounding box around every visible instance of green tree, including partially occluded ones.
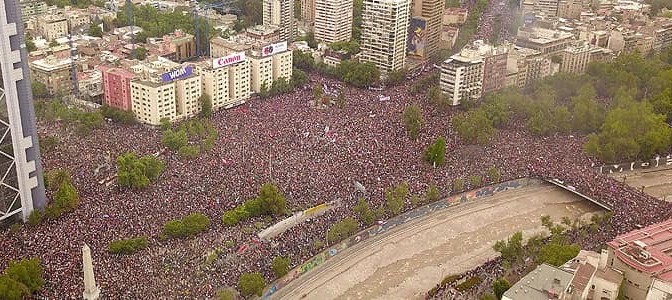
[0,275,30,300]
[480,294,497,300]
[403,105,424,139]
[178,145,201,159]
[290,68,308,88]
[271,256,291,278]
[217,288,237,300]
[108,237,149,255]
[313,83,324,103]
[256,183,287,215]
[116,152,164,189]
[327,217,359,243]
[138,155,165,181]
[385,68,407,86]
[4,258,44,293]
[237,273,266,297]
[487,167,501,182]
[133,47,148,60]
[337,89,346,109]
[538,242,580,267]
[200,94,213,118]
[162,129,188,151]
[49,40,58,47]
[425,184,440,203]
[88,24,103,37]
[25,39,37,52]
[469,175,482,187]
[570,84,605,133]
[353,198,375,225]
[424,137,446,167]
[293,50,315,70]
[386,183,409,216]
[493,231,524,264]
[162,213,210,239]
[428,86,450,110]
[454,110,495,145]
[493,278,510,299]
[453,177,464,192]
[31,82,48,98]
[343,62,380,87]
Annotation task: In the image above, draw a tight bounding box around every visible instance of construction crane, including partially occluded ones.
[126,0,135,59]
[68,34,79,99]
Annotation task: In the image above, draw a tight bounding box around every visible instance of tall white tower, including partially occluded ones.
[263,0,296,43]
[0,0,48,222]
[360,0,412,73]
[314,0,353,44]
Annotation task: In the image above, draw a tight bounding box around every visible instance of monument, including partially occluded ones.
[82,244,100,300]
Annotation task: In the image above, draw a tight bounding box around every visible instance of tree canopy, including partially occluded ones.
[116,152,165,189]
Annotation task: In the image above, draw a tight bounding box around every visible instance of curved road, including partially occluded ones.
[270,184,603,300]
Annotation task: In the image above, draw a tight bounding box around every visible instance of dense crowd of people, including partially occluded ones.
[0,68,668,299]
[1,4,670,300]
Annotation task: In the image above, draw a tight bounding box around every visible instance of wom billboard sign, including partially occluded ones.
[161,66,193,82]
[598,155,672,173]
[262,41,288,57]
[213,52,246,69]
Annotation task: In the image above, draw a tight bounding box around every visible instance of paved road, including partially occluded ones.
[271,184,603,300]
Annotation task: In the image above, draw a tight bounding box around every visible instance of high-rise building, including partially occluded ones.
[314,0,353,44]
[263,0,296,43]
[301,0,316,25]
[200,52,251,110]
[409,0,443,59]
[0,0,47,222]
[360,0,412,73]
[560,42,591,74]
[248,42,293,92]
[130,79,177,125]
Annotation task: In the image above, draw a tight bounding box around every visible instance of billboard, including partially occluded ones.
[262,41,288,57]
[212,52,246,69]
[161,65,193,82]
[407,17,427,58]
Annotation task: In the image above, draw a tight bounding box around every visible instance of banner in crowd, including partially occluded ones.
[597,155,672,174]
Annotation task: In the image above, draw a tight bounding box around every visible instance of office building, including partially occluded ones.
[36,14,68,41]
[246,25,281,44]
[99,66,135,111]
[557,0,582,19]
[360,0,412,73]
[19,0,47,22]
[560,42,591,74]
[29,55,73,95]
[480,43,508,94]
[440,49,484,106]
[606,218,672,300]
[516,27,574,56]
[646,279,672,300]
[263,0,296,43]
[0,0,47,222]
[314,0,353,44]
[506,46,552,88]
[409,0,443,59]
[522,0,560,17]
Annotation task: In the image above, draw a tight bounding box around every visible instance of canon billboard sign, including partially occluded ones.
[212,52,246,69]
[261,41,288,57]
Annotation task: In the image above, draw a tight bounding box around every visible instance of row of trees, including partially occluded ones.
[29,169,80,225]
[292,50,381,87]
[34,97,104,135]
[161,213,211,239]
[0,258,44,300]
[221,183,288,226]
[161,118,219,159]
[259,69,309,98]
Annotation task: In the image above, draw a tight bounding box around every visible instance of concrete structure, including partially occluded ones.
[174,74,202,119]
[82,244,100,300]
[19,0,47,22]
[360,0,412,73]
[606,218,672,300]
[506,46,553,88]
[560,42,591,74]
[99,66,135,111]
[0,0,48,222]
[442,8,468,25]
[410,0,443,59]
[37,14,68,41]
[557,0,582,19]
[314,0,353,44]
[516,27,574,56]
[653,21,672,54]
[248,44,292,93]
[646,279,672,300]
[440,40,507,105]
[522,0,561,17]
[561,250,623,300]
[502,264,574,300]
[246,25,281,44]
[263,0,296,43]
[29,55,73,95]
[163,29,196,62]
[440,49,484,106]
[301,0,316,25]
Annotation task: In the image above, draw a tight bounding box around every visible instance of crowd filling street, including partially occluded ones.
[2,2,671,300]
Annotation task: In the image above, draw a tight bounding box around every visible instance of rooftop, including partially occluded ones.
[607,218,672,281]
[31,56,72,71]
[503,263,574,300]
[517,27,574,45]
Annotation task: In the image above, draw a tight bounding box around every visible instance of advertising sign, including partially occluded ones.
[161,66,193,82]
[262,41,288,57]
[407,17,427,58]
[212,52,246,69]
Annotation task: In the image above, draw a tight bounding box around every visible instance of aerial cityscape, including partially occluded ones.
[1,0,672,299]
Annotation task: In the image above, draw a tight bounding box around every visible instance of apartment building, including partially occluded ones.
[19,0,47,22]
[360,0,412,73]
[263,0,296,42]
[506,46,552,88]
[301,0,316,25]
[410,0,443,59]
[314,0,353,44]
[210,37,253,59]
[522,0,560,17]
[481,43,508,94]
[248,41,292,92]
[37,15,68,41]
[130,79,176,126]
[516,27,574,56]
[29,55,72,95]
[653,21,672,53]
[560,42,591,74]
[174,74,202,120]
[200,52,251,110]
[99,66,135,111]
[163,29,196,62]
[557,0,582,19]
[246,25,281,44]
[440,50,484,106]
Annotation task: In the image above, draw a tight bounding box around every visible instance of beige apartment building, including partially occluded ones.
[314,0,353,44]
[174,74,202,120]
[522,0,560,16]
[440,50,484,106]
[200,53,251,110]
[557,0,582,19]
[560,42,591,74]
[301,0,315,25]
[360,0,412,73]
[130,80,177,126]
[506,46,552,88]
[248,46,292,92]
[29,55,72,95]
[653,21,672,53]
[516,27,573,56]
[37,15,68,41]
[263,0,296,42]
[410,0,443,59]
[19,0,47,22]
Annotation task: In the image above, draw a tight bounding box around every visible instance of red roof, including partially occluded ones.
[607,218,672,281]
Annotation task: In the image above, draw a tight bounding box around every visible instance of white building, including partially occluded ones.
[314,0,353,44]
[263,0,296,43]
[248,41,293,93]
[200,52,251,110]
[360,0,412,73]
